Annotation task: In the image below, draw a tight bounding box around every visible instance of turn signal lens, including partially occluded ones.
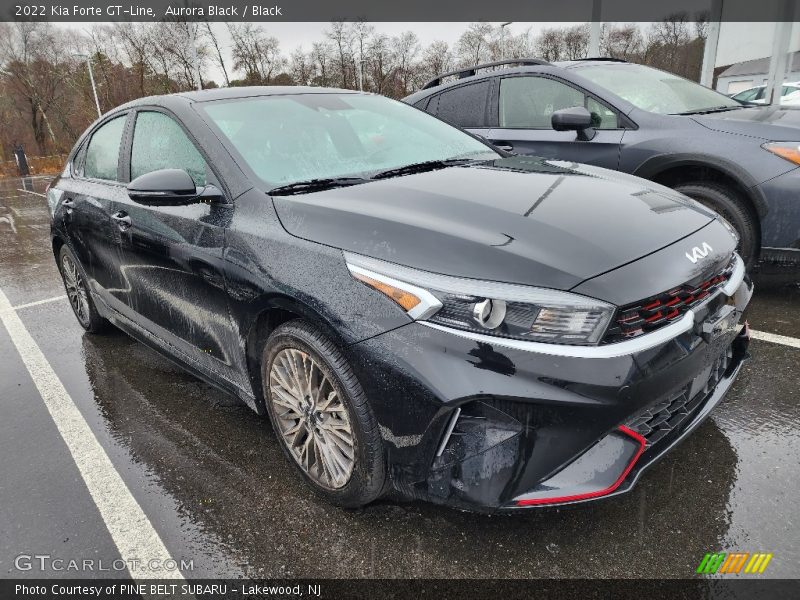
[352,271,421,312]
[763,142,800,165]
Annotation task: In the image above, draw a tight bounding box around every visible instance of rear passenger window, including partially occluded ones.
[432,81,490,127]
[83,116,126,181]
[131,111,207,186]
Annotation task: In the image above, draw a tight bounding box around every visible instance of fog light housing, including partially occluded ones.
[472,298,506,329]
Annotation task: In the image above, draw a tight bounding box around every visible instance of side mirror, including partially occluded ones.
[127,169,200,206]
[551,106,597,141]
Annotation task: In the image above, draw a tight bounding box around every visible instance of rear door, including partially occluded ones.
[421,79,494,140]
[60,113,131,304]
[488,75,625,169]
[109,108,242,385]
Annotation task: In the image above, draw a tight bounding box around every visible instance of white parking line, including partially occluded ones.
[12,295,67,310]
[0,286,184,580]
[750,329,800,349]
[16,189,46,198]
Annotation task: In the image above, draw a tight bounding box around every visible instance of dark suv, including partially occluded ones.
[405,58,800,267]
[49,88,751,512]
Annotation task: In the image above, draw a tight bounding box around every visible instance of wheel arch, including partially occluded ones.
[51,233,66,262]
[242,294,351,414]
[633,154,768,221]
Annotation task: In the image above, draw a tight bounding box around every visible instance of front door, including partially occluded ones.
[110,109,243,387]
[485,75,624,170]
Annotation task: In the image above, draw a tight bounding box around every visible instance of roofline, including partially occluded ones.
[422,58,552,90]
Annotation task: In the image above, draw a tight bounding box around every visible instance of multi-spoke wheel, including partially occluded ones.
[269,348,355,489]
[57,245,109,333]
[61,252,90,328]
[262,321,385,507]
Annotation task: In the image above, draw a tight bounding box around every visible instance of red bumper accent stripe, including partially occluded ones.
[516,425,647,506]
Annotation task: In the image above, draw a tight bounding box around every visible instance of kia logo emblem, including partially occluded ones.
[686,242,713,263]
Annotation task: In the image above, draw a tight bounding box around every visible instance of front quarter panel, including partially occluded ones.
[223,188,415,404]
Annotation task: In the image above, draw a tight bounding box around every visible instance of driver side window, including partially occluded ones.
[499,77,619,129]
[131,111,207,186]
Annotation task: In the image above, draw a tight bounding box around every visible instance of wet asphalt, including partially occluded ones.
[0,175,798,580]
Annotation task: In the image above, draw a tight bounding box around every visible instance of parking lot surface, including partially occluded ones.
[0,175,798,579]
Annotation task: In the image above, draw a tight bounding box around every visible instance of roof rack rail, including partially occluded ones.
[422,58,552,89]
[572,57,629,63]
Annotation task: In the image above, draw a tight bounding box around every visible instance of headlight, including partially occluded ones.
[762,141,800,166]
[346,253,614,346]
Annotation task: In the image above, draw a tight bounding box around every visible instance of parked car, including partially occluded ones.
[730,82,800,106]
[49,88,751,512]
[404,58,800,267]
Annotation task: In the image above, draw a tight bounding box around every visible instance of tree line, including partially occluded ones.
[0,16,709,161]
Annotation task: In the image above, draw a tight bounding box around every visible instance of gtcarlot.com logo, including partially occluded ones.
[14,554,193,572]
[696,552,773,575]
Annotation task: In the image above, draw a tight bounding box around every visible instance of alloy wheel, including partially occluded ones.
[61,254,90,328]
[268,348,355,489]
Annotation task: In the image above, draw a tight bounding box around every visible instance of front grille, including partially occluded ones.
[625,346,734,447]
[602,258,736,344]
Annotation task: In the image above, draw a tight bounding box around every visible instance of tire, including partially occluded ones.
[672,182,759,267]
[58,245,110,333]
[261,320,386,507]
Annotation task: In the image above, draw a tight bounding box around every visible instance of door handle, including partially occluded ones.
[112,211,132,231]
[490,140,514,152]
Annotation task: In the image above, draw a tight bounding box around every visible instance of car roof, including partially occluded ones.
[114,86,363,112]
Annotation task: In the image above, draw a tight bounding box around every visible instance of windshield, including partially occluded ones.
[575,63,741,115]
[199,93,496,188]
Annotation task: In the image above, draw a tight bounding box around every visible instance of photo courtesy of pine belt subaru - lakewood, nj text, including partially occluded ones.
[47,88,752,512]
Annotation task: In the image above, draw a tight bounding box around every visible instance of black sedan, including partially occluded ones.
[47,87,752,512]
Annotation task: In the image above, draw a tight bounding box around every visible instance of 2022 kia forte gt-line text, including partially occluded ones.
[47,87,752,512]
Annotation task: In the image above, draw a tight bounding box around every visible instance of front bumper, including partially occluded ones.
[347,265,753,512]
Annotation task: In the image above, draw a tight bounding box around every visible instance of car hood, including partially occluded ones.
[272,156,716,291]
[692,105,800,141]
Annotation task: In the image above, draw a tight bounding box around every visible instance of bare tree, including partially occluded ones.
[456,22,494,66]
[536,28,564,62]
[290,48,313,86]
[352,21,374,90]
[204,22,230,86]
[420,40,452,84]
[0,22,70,152]
[365,33,393,94]
[326,21,354,88]
[393,31,420,96]
[228,23,283,85]
[311,41,332,87]
[562,24,590,60]
[601,24,644,60]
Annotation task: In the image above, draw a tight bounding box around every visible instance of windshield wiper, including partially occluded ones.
[674,105,743,115]
[268,177,370,196]
[371,158,480,180]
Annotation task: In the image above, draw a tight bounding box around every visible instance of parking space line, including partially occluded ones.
[0,286,184,579]
[12,295,67,311]
[750,329,800,349]
[16,189,46,198]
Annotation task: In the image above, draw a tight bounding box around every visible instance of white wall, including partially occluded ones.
[715,22,800,68]
[718,70,800,94]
